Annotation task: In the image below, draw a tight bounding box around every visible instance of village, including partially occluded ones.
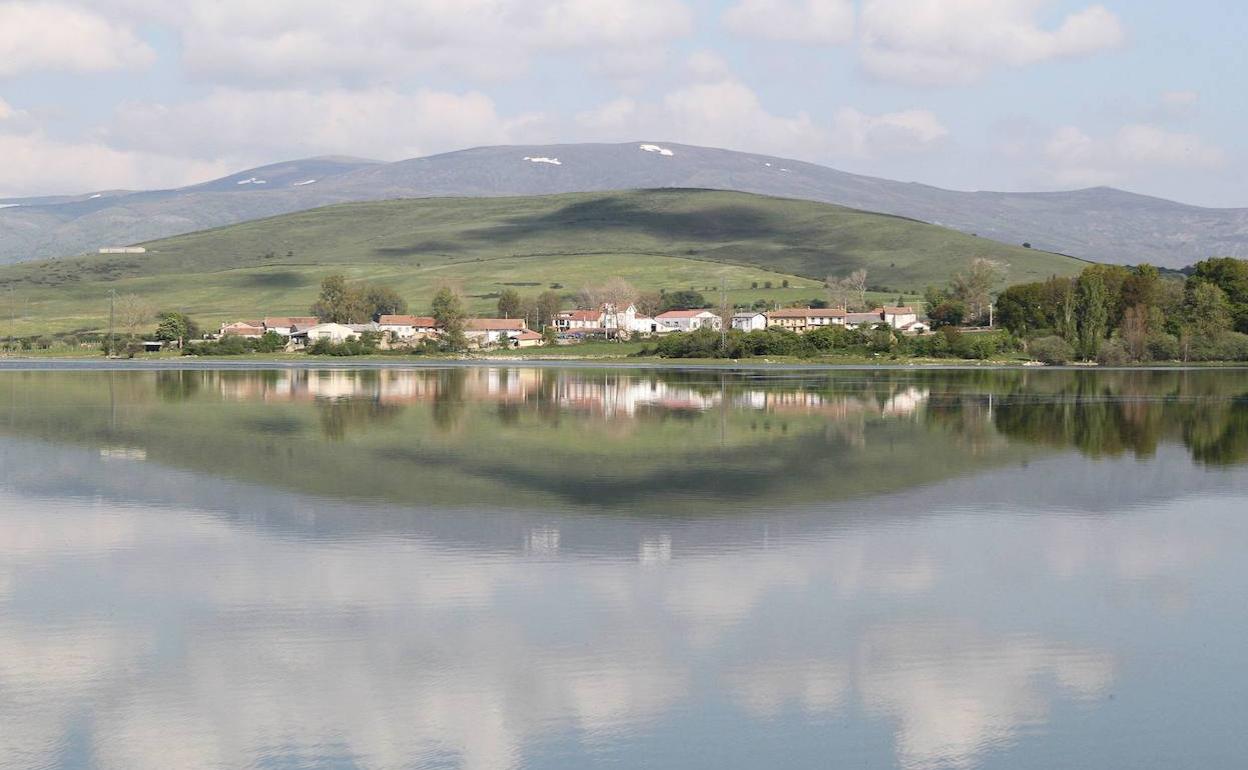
[212,303,928,351]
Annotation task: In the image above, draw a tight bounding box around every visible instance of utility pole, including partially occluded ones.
[108,289,116,357]
[719,272,728,355]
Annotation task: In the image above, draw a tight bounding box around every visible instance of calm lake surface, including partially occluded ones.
[2,366,1247,770]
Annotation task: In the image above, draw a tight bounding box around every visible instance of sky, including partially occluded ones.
[0,0,1243,206]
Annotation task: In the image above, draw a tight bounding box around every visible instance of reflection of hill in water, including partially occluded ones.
[1,368,1247,518]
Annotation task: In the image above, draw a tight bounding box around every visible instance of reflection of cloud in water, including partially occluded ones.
[3,477,1244,770]
[858,623,1114,770]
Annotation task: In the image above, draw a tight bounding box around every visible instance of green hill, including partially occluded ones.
[0,189,1087,336]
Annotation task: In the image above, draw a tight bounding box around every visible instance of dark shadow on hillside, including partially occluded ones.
[462,197,792,245]
[230,271,309,289]
[373,240,465,257]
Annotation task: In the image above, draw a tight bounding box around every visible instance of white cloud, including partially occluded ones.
[103,87,545,165]
[577,78,946,162]
[1116,124,1225,168]
[0,1,155,77]
[859,0,1125,86]
[0,132,225,197]
[1042,123,1226,189]
[686,50,733,81]
[722,0,855,44]
[78,0,693,84]
[831,107,949,158]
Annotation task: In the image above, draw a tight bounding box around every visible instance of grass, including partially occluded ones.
[0,188,1086,336]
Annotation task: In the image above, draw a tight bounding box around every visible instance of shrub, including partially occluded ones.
[1028,335,1075,365]
[1096,339,1130,366]
[1147,333,1180,361]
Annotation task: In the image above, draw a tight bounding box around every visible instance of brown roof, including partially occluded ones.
[378,315,439,327]
[517,330,543,340]
[467,318,528,331]
[558,310,603,321]
[263,316,318,327]
[767,308,846,319]
[222,322,264,335]
[657,309,715,318]
[882,306,916,314]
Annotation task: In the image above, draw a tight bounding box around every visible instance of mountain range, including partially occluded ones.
[2,141,1246,268]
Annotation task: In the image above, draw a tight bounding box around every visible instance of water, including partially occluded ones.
[1,366,1246,770]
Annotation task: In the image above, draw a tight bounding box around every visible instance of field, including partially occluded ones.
[0,188,1087,336]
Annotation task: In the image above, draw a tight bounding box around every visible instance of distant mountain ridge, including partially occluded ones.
[2,141,1245,268]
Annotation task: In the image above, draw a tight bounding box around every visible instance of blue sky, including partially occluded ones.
[0,0,1243,206]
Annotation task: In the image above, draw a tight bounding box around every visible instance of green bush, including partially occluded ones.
[1147,333,1180,361]
[1028,335,1075,365]
[1096,339,1130,366]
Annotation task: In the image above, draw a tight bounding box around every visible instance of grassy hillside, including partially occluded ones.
[0,189,1086,336]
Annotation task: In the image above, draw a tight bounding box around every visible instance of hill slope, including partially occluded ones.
[0,189,1085,336]
[1,142,1243,268]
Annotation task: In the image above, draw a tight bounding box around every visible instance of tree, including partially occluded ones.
[431,286,467,351]
[310,274,359,323]
[950,259,1006,324]
[115,294,153,340]
[1076,271,1109,360]
[497,288,523,319]
[845,269,868,310]
[154,311,199,348]
[660,290,708,312]
[1120,304,1150,362]
[363,285,407,318]
[1186,281,1233,337]
[928,301,967,329]
[1190,257,1248,332]
[635,291,663,318]
[542,325,558,345]
[536,291,564,327]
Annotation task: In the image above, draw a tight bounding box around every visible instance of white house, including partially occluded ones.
[764,308,847,333]
[602,303,637,331]
[553,309,605,331]
[882,306,919,328]
[655,309,722,333]
[466,318,529,347]
[298,323,360,344]
[732,311,768,331]
[377,315,440,341]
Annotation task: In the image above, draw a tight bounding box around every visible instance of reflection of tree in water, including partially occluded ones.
[1182,397,1248,465]
[318,399,403,441]
[988,370,1248,465]
[431,368,467,433]
[155,370,203,402]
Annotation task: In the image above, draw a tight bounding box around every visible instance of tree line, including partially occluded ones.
[993,257,1248,363]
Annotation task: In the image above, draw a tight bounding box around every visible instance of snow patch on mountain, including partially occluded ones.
[292,179,317,186]
[89,194,102,199]
[640,144,675,156]
[236,178,267,185]
[523,157,562,166]
[0,204,20,209]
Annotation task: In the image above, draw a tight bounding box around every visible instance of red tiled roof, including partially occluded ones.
[882,306,916,314]
[378,315,438,327]
[516,330,543,340]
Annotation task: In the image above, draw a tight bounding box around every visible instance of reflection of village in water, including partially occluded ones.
[209,367,930,420]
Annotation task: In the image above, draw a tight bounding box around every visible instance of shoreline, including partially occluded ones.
[2,356,1247,372]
